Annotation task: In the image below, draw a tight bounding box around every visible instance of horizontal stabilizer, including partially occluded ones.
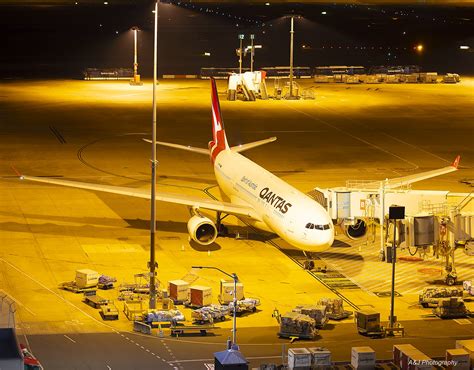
[143,139,208,155]
[231,137,277,153]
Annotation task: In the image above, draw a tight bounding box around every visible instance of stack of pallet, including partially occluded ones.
[293,305,328,328]
[279,312,318,339]
[433,297,468,319]
[318,298,351,320]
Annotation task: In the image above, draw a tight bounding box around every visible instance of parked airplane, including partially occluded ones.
[16,79,460,252]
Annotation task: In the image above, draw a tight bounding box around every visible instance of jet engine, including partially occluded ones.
[187,214,218,245]
[344,218,367,240]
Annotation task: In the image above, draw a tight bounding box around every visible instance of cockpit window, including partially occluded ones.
[306,223,330,230]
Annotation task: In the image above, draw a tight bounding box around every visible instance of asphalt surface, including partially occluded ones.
[1,78,473,369]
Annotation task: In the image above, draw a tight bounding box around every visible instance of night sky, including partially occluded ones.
[1,1,473,78]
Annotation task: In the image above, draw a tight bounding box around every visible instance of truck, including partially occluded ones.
[419,287,463,308]
[228,298,260,315]
[191,305,230,324]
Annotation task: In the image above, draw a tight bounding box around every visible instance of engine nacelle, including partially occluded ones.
[187,214,218,245]
[344,218,367,240]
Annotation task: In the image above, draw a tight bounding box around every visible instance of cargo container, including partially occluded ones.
[288,348,311,370]
[188,285,212,307]
[446,348,470,370]
[168,280,190,303]
[351,346,376,370]
[308,347,331,367]
[75,269,99,288]
[219,279,244,304]
[455,340,474,368]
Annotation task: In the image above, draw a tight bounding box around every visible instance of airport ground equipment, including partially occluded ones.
[228,298,260,315]
[123,300,144,321]
[317,298,352,320]
[463,281,474,296]
[168,279,190,304]
[75,269,99,288]
[143,309,185,325]
[309,347,332,368]
[227,71,268,101]
[98,275,116,290]
[351,346,376,370]
[170,323,218,336]
[443,73,460,83]
[433,297,469,319]
[278,312,319,339]
[354,310,385,337]
[21,343,43,370]
[446,348,470,370]
[191,305,230,324]
[287,348,312,369]
[419,287,463,308]
[186,285,212,308]
[59,281,96,294]
[293,305,328,329]
[82,290,109,309]
[455,340,474,369]
[100,304,119,320]
[219,279,244,304]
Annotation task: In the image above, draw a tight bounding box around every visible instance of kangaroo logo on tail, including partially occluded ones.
[209,78,229,163]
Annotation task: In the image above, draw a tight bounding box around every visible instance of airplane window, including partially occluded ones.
[314,225,324,230]
[310,224,314,229]
[323,224,330,230]
[305,223,311,228]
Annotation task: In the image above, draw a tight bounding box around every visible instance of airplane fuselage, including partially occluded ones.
[213,150,334,252]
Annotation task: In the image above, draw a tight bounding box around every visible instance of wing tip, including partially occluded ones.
[11,165,24,179]
[452,155,461,169]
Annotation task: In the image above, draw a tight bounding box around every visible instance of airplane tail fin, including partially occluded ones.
[209,78,230,162]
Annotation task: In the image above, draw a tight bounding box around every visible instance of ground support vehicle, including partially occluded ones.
[170,323,218,336]
[419,287,463,308]
[98,275,116,290]
[100,304,119,320]
[228,298,260,315]
[83,291,109,308]
[191,305,229,324]
[59,281,96,294]
[354,310,385,337]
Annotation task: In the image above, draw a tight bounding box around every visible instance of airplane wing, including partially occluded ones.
[19,174,260,220]
[381,155,461,190]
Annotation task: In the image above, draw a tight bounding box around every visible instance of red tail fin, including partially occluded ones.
[209,78,229,162]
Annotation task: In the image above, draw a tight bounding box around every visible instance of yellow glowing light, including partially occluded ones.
[415,44,424,52]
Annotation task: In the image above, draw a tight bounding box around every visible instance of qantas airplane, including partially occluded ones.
[17,79,460,252]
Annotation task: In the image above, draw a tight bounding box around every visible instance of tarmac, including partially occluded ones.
[0,77,473,369]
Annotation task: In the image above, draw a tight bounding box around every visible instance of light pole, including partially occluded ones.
[238,34,245,74]
[193,266,239,345]
[250,34,255,72]
[289,16,295,98]
[149,0,159,310]
[387,205,405,332]
[130,27,142,86]
[133,27,138,79]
